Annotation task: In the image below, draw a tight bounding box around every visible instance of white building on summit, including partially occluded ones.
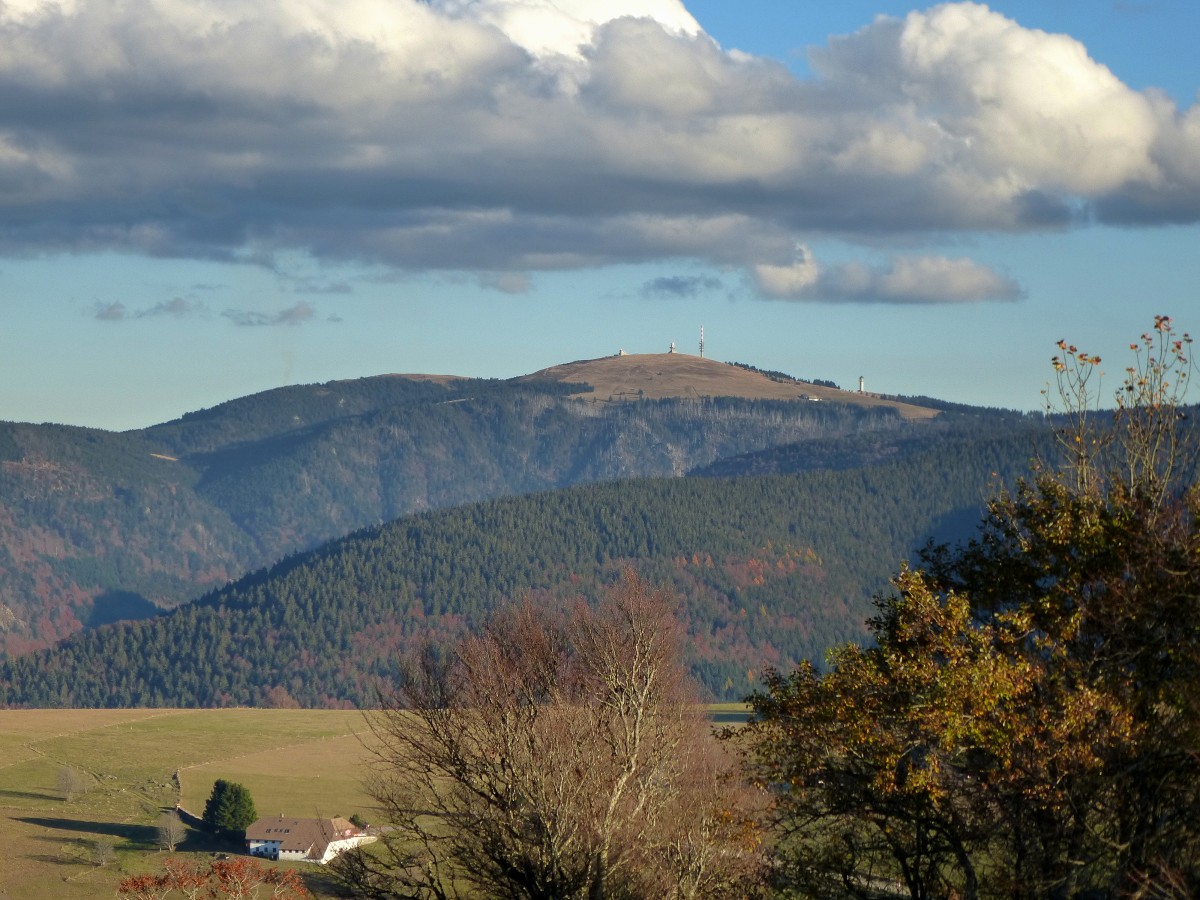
[244,815,373,864]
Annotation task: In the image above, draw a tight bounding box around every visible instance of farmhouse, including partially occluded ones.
[244,815,372,864]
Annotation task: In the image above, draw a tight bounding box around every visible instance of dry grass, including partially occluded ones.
[525,352,940,420]
[0,708,377,899]
[1,704,737,897]
[179,729,380,824]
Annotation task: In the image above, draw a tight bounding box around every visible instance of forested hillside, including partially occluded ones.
[0,423,1046,707]
[0,364,951,658]
[692,408,1043,477]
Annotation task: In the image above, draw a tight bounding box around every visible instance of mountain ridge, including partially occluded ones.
[0,354,975,661]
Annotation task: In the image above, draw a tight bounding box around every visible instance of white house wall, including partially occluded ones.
[318,834,377,864]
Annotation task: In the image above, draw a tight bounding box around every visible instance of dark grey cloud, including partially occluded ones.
[642,275,724,298]
[3,1,1197,305]
[285,277,354,295]
[93,302,128,321]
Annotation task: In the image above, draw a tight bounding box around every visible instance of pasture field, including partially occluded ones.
[0,705,746,897]
[0,708,379,899]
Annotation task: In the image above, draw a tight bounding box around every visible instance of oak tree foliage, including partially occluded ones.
[739,317,1200,898]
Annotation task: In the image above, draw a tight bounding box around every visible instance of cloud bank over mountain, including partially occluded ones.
[1,0,1196,303]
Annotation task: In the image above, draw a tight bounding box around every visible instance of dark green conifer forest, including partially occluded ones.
[0,423,1044,707]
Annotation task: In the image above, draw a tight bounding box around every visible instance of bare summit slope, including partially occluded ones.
[525,353,938,420]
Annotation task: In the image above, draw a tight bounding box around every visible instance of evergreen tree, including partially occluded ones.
[203,779,258,837]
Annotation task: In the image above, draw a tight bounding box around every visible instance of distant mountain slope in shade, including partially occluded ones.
[525,353,938,420]
[690,410,1048,478]
[0,354,989,662]
[140,373,480,457]
[0,423,1043,709]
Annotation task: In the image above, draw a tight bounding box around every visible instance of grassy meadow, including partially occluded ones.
[0,704,749,898]
[0,708,380,899]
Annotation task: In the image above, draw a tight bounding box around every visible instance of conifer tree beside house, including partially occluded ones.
[203,779,258,839]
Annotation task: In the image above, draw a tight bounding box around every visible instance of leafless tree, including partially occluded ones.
[337,569,763,899]
[88,837,116,867]
[57,765,92,802]
[157,810,187,852]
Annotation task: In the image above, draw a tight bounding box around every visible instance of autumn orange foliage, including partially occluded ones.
[117,856,310,900]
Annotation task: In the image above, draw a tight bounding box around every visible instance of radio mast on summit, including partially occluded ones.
[699,325,705,358]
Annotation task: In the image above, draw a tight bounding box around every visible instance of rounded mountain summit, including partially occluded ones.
[521,352,937,420]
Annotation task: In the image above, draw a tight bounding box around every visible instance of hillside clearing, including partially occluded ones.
[0,708,376,899]
[526,352,939,420]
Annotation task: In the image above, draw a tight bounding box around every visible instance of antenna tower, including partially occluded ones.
[699,325,705,358]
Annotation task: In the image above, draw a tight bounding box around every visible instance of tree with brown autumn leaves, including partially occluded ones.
[335,568,763,900]
[738,317,1200,899]
[117,856,310,900]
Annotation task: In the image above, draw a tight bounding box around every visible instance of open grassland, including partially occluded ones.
[529,352,939,419]
[0,708,378,899]
[0,705,745,898]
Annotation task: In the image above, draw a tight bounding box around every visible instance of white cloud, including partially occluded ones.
[436,0,701,62]
[1,1,1197,305]
[755,248,1022,304]
[754,247,821,299]
[869,256,1022,304]
[830,3,1161,194]
[480,271,533,294]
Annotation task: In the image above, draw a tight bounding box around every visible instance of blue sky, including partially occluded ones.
[1,0,1197,430]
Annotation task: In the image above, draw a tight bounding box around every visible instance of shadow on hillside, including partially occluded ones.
[0,788,59,802]
[85,590,163,628]
[923,504,988,549]
[26,852,83,867]
[175,828,240,854]
[16,815,244,854]
[16,816,158,845]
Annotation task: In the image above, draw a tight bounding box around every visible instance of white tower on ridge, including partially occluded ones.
[859,375,865,393]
